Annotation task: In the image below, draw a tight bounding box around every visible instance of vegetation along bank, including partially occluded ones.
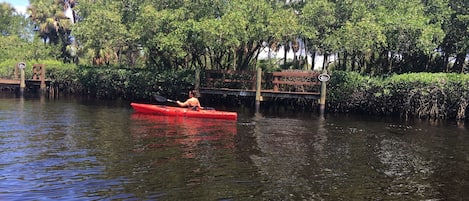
[2,61,468,121]
[0,0,468,120]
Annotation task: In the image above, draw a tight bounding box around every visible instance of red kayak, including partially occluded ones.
[130,103,237,120]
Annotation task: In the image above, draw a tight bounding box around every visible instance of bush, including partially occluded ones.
[73,66,195,100]
[0,59,22,78]
[327,71,469,120]
[327,70,374,113]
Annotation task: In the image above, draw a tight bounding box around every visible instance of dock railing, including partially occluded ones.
[271,70,321,94]
[0,63,51,93]
[201,69,321,98]
[204,70,258,90]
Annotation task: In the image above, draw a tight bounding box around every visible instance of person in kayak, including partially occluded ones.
[177,90,202,110]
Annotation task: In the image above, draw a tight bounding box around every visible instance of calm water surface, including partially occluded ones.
[1,95,469,200]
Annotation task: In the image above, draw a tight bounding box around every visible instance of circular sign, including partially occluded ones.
[18,62,26,69]
[318,73,330,82]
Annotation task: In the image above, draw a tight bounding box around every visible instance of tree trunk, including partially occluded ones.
[462,55,467,73]
[444,53,450,72]
[283,44,288,68]
[232,48,237,70]
[303,38,309,70]
[195,65,200,91]
[322,53,329,71]
[455,53,466,73]
[312,51,316,70]
[388,51,393,73]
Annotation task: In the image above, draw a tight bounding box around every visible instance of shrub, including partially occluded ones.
[327,71,469,120]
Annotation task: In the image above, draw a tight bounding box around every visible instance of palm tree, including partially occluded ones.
[28,0,76,62]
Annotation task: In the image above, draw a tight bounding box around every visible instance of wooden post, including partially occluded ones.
[20,67,25,94]
[255,67,262,112]
[319,79,326,116]
[18,62,26,95]
[318,69,329,116]
[273,75,279,91]
[40,64,46,94]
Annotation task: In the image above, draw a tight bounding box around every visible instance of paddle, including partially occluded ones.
[153,94,215,110]
[153,95,177,103]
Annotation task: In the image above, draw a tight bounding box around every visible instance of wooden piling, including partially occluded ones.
[255,67,262,112]
[18,62,26,95]
[32,64,47,94]
[319,81,326,116]
[318,70,329,116]
[40,64,46,94]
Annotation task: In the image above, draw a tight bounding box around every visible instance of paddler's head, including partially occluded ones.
[189,90,197,98]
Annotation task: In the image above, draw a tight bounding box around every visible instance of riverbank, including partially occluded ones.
[1,63,469,120]
[328,71,469,120]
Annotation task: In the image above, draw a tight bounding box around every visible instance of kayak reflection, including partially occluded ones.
[130,113,237,159]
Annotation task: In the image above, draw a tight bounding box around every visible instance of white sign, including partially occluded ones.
[318,73,330,82]
[18,62,26,69]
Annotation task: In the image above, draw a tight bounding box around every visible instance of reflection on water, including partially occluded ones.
[249,114,322,200]
[1,95,469,200]
[130,113,237,158]
[242,112,469,200]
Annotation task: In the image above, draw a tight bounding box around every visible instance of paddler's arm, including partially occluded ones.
[176,100,188,107]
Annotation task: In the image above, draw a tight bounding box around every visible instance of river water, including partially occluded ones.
[1,94,469,200]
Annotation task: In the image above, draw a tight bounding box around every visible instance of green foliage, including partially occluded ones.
[328,71,469,119]
[0,3,29,37]
[301,0,336,51]
[70,66,195,100]
[327,70,373,112]
[0,59,20,78]
[3,0,465,75]
[73,3,129,65]
[28,0,76,62]
[0,36,27,62]
[0,3,39,63]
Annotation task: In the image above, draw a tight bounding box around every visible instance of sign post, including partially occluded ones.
[255,67,262,113]
[18,62,26,95]
[318,71,330,116]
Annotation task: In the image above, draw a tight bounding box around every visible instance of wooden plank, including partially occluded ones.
[204,70,258,91]
[0,79,20,85]
[272,71,319,77]
[200,87,256,97]
[205,70,256,75]
[200,88,320,99]
[272,80,321,86]
[222,79,255,83]
[25,80,51,86]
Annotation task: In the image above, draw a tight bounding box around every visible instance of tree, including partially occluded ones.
[20,0,462,76]
[321,0,446,74]
[1,3,20,36]
[133,5,187,69]
[440,0,468,73]
[28,0,76,62]
[300,0,336,70]
[0,3,37,62]
[376,0,445,73]
[265,5,300,69]
[73,1,128,66]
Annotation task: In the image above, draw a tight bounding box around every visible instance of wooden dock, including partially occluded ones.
[0,64,51,92]
[199,69,322,100]
[199,88,320,100]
